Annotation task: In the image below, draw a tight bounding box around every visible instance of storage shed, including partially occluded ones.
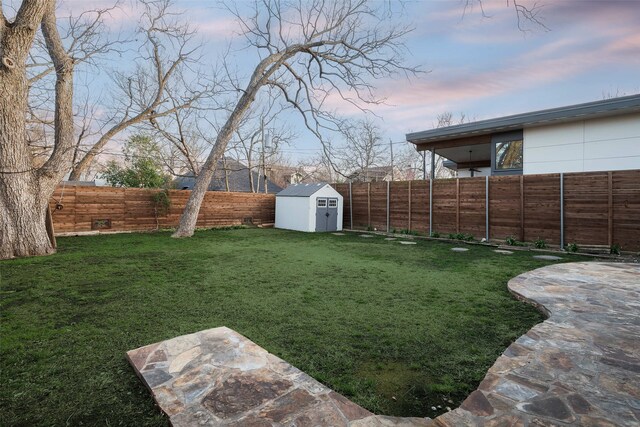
[275,183,343,232]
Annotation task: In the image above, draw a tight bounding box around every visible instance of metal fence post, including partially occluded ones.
[386,180,390,232]
[560,173,564,249]
[429,178,433,235]
[349,182,353,230]
[485,176,489,241]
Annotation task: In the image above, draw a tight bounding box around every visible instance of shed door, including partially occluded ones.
[316,198,338,232]
[315,198,328,232]
[327,198,338,231]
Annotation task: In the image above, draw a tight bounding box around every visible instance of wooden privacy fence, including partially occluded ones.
[49,185,275,234]
[332,170,640,251]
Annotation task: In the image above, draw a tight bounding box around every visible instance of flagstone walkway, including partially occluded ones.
[127,262,639,426]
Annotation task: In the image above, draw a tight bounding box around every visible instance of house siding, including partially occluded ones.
[523,113,640,174]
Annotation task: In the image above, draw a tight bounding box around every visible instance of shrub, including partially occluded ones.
[505,236,517,246]
[430,231,440,238]
[151,190,171,230]
[399,229,419,235]
[534,238,547,249]
[566,242,579,253]
[610,244,621,255]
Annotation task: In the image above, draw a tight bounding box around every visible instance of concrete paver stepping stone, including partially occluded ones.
[494,249,514,255]
[451,247,469,252]
[332,232,346,236]
[533,255,562,261]
[359,234,375,238]
[384,237,397,241]
[399,241,417,245]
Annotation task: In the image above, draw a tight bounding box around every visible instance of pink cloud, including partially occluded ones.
[195,17,239,39]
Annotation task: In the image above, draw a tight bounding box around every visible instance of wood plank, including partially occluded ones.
[408,181,412,231]
[608,171,613,247]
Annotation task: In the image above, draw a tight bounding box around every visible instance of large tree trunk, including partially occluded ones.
[173,94,256,237]
[0,2,53,258]
[172,135,229,237]
[173,47,293,237]
[0,0,74,259]
[0,175,54,258]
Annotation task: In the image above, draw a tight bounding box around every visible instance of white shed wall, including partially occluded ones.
[275,197,312,232]
[523,113,640,174]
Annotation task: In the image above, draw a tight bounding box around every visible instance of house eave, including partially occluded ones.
[406,94,640,148]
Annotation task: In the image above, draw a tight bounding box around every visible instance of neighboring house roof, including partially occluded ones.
[62,180,96,186]
[174,157,283,193]
[276,183,328,197]
[349,165,393,181]
[406,94,640,144]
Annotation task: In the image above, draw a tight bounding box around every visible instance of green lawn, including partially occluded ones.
[1,228,583,425]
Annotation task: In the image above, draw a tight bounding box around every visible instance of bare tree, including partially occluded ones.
[0,0,215,258]
[394,142,425,180]
[464,0,548,32]
[173,0,418,237]
[226,95,295,192]
[147,95,212,177]
[332,118,389,181]
[68,0,215,180]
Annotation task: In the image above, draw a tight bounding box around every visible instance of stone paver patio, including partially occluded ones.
[127,262,639,426]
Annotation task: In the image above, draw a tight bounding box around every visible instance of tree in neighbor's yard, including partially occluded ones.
[330,118,390,181]
[100,134,170,188]
[172,0,418,237]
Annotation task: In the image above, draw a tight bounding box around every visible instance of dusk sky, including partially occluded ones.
[58,0,640,162]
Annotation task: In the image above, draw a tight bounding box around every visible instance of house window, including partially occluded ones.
[491,131,523,175]
[495,140,523,170]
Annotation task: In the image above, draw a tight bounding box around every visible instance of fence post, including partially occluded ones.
[386,180,390,233]
[429,178,433,235]
[608,171,613,247]
[560,173,564,249]
[456,178,460,233]
[349,182,353,230]
[485,176,489,241]
[520,176,525,242]
[408,181,412,231]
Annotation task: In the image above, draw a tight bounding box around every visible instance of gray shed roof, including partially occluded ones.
[406,94,640,144]
[276,183,328,197]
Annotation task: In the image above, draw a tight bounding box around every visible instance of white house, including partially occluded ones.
[406,95,640,177]
[275,183,343,232]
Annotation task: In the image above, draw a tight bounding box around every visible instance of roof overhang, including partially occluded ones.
[406,94,640,150]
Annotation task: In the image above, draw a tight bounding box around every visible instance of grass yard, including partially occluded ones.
[1,228,585,425]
